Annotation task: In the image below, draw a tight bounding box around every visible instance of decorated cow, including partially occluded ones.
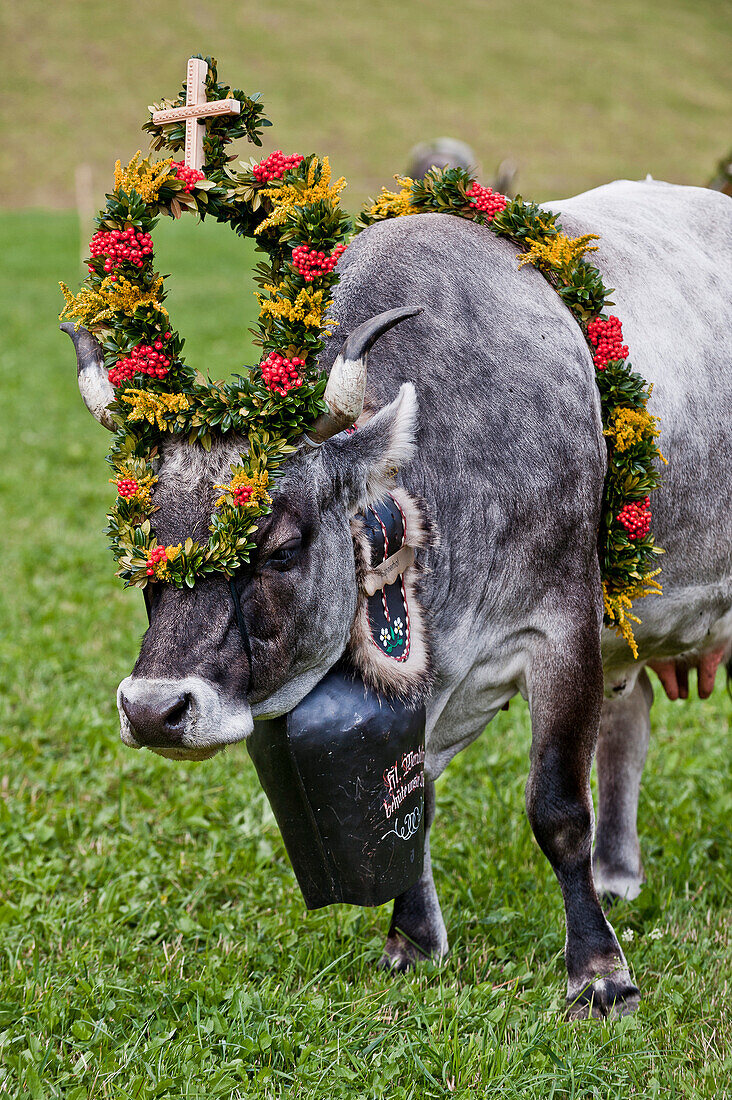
[59,61,732,1020]
[62,175,732,1016]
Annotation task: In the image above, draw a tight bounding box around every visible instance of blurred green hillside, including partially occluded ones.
[2,0,730,210]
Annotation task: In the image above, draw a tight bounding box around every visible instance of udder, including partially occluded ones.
[648,645,728,700]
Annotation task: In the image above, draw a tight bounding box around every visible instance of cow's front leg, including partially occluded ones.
[526,624,640,1018]
[379,780,449,971]
[593,669,653,901]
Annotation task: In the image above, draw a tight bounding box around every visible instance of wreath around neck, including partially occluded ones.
[59,55,663,656]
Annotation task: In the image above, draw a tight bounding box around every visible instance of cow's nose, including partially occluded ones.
[120,685,192,746]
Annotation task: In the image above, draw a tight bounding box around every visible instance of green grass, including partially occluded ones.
[2,0,731,210]
[1,211,731,1097]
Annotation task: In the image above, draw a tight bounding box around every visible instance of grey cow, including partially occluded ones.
[63,178,732,1017]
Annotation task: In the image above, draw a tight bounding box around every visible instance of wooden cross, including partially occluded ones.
[151,58,241,171]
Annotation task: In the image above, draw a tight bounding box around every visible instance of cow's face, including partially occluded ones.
[115,384,417,759]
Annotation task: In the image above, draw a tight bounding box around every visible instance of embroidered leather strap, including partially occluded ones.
[359,494,413,663]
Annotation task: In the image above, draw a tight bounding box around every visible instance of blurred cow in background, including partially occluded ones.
[708,149,732,197]
[407,137,517,196]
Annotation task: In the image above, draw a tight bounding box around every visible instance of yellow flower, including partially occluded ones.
[59,275,168,329]
[365,176,418,220]
[258,285,332,329]
[103,275,168,319]
[518,232,599,277]
[604,406,660,452]
[114,151,174,202]
[603,570,662,658]
[59,282,115,328]
[214,468,271,509]
[256,156,347,234]
[119,389,190,432]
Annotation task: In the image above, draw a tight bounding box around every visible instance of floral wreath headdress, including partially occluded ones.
[60,56,663,656]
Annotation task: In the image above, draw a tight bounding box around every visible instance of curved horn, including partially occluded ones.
[60,323,116,431]
[307,305,422,444]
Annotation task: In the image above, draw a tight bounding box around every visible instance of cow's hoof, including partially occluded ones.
[592,862,644,903]
[566,974,641,1020]
[378,929,447,973]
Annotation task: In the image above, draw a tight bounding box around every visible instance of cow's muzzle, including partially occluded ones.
[117,675,253,760]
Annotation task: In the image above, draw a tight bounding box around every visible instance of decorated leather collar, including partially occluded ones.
[347,487,436,706]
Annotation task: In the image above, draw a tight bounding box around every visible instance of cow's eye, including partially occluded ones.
[265,536,302,571]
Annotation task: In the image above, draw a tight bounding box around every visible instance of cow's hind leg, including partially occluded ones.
[593,669,653,902]
[526,620,640,1018]
[379,780,449,971]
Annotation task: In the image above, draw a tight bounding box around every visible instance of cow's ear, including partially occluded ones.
[323,382,418,513]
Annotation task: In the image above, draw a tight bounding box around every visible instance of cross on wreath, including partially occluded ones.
[151,57,241,171]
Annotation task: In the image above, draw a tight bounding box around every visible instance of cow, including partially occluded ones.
[407,138,476,181]
[62,178,732,1018]
[406,137,517,197]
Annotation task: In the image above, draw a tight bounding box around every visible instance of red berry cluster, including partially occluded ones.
[260,351,304,395]
[88,227,153,274]
[291,243,347,282]
[233,485,254,506]
[171,161,205,193]
[108,334,173,386]
[252,150,304,183]
[116,478,139,498]
[146,546,169,577]
[466,183,508,221]
[587,315,629,371]
[617,497,651,539]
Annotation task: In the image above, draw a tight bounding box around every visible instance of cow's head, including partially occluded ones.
[62,311,419,760]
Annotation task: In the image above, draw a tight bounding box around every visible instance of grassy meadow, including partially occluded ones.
[1,0,732,1093]
[0,208,730,1097]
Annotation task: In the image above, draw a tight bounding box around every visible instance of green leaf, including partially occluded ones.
[71,1019,94,1041]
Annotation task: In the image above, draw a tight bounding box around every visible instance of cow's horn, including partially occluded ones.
[306,305,422,445]
[60,323,116,431]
